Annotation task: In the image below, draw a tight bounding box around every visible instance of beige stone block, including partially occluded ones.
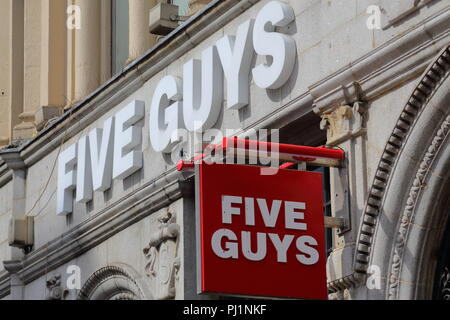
[12,112,36,140]
[0,136,9,148]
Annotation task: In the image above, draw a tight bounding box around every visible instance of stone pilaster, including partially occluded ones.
[73,0,101,102]
[16,0,41,140]
[40,0,66,112]
[319,102,368,299]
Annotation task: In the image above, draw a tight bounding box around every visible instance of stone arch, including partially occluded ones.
[349,44,450,299]
[77,264,153,300]
[383,113,450,299]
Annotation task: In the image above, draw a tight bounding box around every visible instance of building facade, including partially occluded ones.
[0,0,449,300]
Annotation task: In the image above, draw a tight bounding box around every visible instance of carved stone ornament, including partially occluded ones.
[77,266,146,300]
[46,274,67,300]
[387,115,450,299]
[320,102,367,146]
[439,267,450,300]
[143,209,180,300]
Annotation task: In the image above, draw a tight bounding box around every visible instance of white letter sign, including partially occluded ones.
[56,144,77,216]
[149,76,184,153]
[252,1,296,89]
[113,100,145,180]
[216,19,254,110]
[89,117,115,192]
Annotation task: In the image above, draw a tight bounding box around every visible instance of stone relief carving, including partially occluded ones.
[388,115,450,299]
[439,267,450,300]
[46,274,67,300]
[78,266,145,300]
[320,102,367,146]
[143,209,180,300]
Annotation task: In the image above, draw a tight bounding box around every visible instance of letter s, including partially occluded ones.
[252,1,296,89]
[296,235,319,265]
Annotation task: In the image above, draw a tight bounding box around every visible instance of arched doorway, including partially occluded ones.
[353,44,450,299]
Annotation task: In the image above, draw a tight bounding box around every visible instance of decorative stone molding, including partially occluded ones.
[78,266,146,300]
[0,149,26,170]
[342,45,450,294]
[46,274,67,300]
[319,102,367,146]
[438,267,450,300]
[326,243,360,295]
[312,82,364,116]
[143,208,180,300]
[387,114,450,299]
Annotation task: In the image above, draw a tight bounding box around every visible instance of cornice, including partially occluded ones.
[0,148,26,170]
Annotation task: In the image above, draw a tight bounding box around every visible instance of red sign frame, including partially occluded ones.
[195,162,328,300]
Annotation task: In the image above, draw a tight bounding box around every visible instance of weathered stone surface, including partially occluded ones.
[0,0,449,300]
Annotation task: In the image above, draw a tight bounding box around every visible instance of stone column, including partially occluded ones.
[319,102,368,299]
[9,0,24,142]
[0,0,12,147]
[13,0,41,140]
[36,0,66,132]
[73,0,101,102]
[40,0,66,109]
[128,0,157,61]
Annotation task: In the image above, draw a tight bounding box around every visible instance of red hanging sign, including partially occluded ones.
[195,162,328,300]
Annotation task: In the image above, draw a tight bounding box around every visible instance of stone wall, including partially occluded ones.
[0,0,448,300]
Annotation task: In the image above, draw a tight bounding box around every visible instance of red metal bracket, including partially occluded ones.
[177,137,344,171]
